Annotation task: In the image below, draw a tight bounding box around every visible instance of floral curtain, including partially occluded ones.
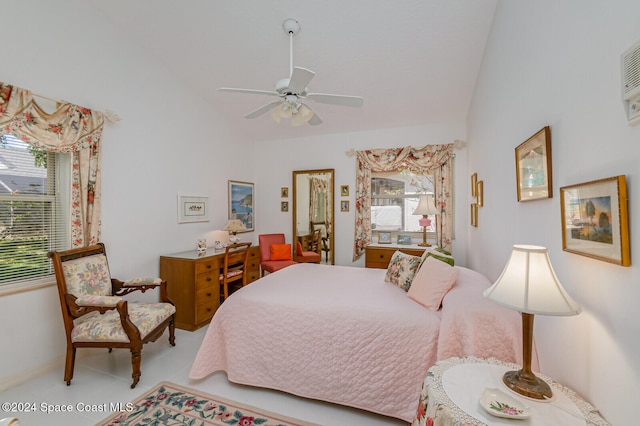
[309,176,330,232]
[0,82,104,247]
[353,144,454,260]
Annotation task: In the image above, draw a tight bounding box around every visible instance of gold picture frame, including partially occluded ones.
[281,187,289,198]
[378,232,391,244]
[340,200,350,212]
[560,175,630,266]
[515,126,552,201]
[471,173,477,197]
[470,203,478,227]
[340,185,350,196]
[477,180,484,207]
[281,201,289,212]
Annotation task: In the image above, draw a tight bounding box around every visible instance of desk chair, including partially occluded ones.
[220,242,252,300]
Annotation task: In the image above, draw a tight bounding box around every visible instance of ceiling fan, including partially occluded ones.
[218,19,364,126]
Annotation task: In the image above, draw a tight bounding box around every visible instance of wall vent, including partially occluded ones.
[622,40,640,125]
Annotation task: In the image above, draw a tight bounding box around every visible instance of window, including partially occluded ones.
[371,170,434,233]
[0,134,70,289]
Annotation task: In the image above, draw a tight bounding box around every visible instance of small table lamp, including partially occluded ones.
[483,245,582,400]
[412,194,438,247]
[223,219,246,243]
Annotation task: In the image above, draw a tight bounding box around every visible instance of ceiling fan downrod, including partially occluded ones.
[282,19,300,77]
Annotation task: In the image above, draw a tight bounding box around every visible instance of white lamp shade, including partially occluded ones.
[223,219,246,233]
[483,245,582,316]
[413,194,438,216]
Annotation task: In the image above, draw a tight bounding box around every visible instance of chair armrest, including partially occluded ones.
[123,277,163,287]
[76,295,123,307]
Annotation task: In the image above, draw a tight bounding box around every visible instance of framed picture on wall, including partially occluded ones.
[560,175,630,266]
[515,126,552,201]
[281,201,289,212]
[177,195,209,223]
[228,180,254,232]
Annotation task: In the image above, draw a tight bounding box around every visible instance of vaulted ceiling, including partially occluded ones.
[89,0,498,142]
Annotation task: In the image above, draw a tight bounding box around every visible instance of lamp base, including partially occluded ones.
[418,242,432,247]
[503,369,552,400]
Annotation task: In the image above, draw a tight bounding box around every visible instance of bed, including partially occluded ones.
[189,263,533,422]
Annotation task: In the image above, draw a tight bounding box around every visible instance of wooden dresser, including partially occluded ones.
[365,243,427,269]
[160,245,261,331]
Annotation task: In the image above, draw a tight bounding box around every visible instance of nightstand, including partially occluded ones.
[412,357,610,426]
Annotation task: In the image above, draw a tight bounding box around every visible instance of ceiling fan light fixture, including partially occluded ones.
[290,104,314,126]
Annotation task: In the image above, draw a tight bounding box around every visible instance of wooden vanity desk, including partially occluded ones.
[365,242,427,269]
[160,246,260,331]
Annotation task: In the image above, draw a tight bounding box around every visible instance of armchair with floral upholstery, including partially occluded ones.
[48,243,176,389]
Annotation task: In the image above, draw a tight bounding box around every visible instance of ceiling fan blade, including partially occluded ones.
[218,87,280,97]
[308,113,323,126]
[244,101,282,119]
[287,67,315,94]
[306,93,364,108]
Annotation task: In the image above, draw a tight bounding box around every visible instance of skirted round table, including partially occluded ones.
[412,357,610,426]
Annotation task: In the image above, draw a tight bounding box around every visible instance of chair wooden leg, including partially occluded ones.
[130,347,142,389]
[169,319,176,346]
[64,344,76,386]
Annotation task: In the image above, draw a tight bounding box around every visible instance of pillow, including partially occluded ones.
[270,244,292,261]
[407,256,459,310]
[420,247,455,267]
[384,250,422,291]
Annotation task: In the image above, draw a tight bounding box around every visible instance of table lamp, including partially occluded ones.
[223,219,246,243]
[483,245,581,400]
[412,194,438,247]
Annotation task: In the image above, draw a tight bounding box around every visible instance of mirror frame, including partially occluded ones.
[292,169,335,264]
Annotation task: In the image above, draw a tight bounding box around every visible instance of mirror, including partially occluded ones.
[292,169,335,264]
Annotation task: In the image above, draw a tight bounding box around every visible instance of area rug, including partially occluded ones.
[97,381,320,426]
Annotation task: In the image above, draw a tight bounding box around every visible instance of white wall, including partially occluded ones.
[253,123,468,267]
[0,0,254,386]
[467,1,640,424]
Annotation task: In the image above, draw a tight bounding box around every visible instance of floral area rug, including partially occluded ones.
[97,381,320,426]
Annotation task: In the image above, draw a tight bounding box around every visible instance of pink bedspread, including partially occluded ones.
[189,263,530,422]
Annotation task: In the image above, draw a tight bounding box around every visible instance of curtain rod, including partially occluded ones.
[32,92,121,124]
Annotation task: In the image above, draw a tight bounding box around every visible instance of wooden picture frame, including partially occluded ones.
[515,126,552,201]
[560,175,630,266]
[378,232,391,244]
[340,200,350,212]
[477,180,484,207]
[470,203,478,227]
[281,201,289,212]
[340,185,350,196]
[471,173,477,197]
[177,195,209,223]
[281,187,289,198]
[228,180,254,232]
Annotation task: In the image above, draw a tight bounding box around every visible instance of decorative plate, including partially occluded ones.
[480,388,532,419]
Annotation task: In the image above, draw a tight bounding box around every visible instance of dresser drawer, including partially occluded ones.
[195,258,221,275]
[195,271,218,291]
[196,287,218,323]
[365,245,426,269]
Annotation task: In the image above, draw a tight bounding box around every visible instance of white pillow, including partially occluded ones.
[407,256,459,310]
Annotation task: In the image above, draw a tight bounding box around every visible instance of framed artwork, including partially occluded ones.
[340,200,350,212]
[471,173,477,197]
[228,180,254,232]
[477,180,484,207]
[340,185,350,196]
[560,175,630,266]
[470,203,478,227]
[515,126,552,201]
[281,201,289,212]
[281,187,289,198]
[378,232,391,244]
[178,195,209,223]
[397,234,412,245]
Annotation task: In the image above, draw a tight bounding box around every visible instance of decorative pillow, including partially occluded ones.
[384,250,422,291]
[407,256,459,310]
[295,241,304,256]
[420,247,455,267]
[270,244,292,261]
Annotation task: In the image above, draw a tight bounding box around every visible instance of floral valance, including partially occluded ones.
[0,82,103,152]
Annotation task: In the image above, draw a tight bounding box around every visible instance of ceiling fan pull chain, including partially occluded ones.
[289,30,294,77]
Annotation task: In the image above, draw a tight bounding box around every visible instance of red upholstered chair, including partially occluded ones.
[259,233,298,276]
[296,241,321,263]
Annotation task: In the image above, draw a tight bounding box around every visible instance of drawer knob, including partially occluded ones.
[379,254,385,259]
[206,277,212,282]
[206,292,212,297]
[206,264,212,269]
[207,307,212,312]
